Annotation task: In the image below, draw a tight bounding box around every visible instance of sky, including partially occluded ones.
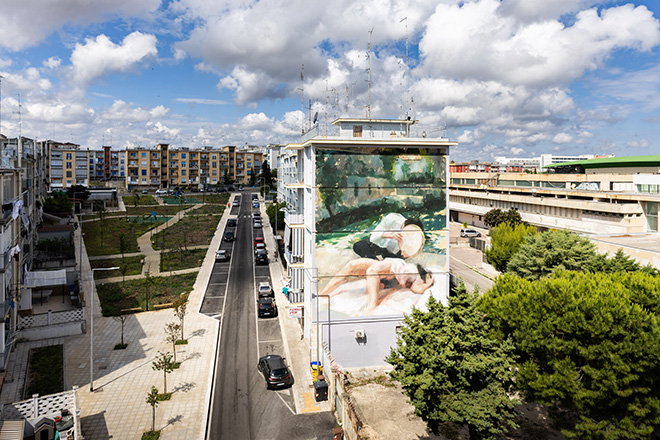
[1,0,660,162]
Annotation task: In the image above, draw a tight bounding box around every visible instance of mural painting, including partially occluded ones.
[315,147,448,318]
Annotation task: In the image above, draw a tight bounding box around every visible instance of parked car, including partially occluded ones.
[255,250,269,265]
[232,201,239,207]
[460,228,481,238]
[258,282,274,298]
[215,250,230,261]
[252,194,258,200]
[141,189,148,194]
[257,297,277,318]
[252,201,259,208]
[254,237,265,248]
[155,189,168,196]
[253,211,261,219]
[254,243,267,254]
[224,231,235,242]
[227,218,237,227]
[257,355,294,389]
[253,221,262,229]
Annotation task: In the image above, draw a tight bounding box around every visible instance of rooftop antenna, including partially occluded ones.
[14,93,22,140]
[300,64,305,134]
[366,28,373,120]
[399,17,409,119]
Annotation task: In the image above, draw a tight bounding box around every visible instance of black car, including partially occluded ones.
[227,218,237,227]
[255,249,269,265]
[257,355,293,389]
[257,297,277,318]
[224,231,235,242]
[252,194,258,200]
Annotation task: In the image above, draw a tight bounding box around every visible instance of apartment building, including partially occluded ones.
[45,141,90,189]
[279,118,456,369]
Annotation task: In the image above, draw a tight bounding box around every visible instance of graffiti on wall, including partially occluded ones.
[315,147,448,318]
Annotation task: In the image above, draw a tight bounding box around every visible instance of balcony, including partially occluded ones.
[285,211,304,225]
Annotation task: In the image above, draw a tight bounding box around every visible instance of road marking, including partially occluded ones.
[300,392,321,413]
[203,295,225,299]
[275,390,296,415]
[258,339,281,343]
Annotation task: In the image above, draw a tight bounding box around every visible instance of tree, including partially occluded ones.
[485,222,537,272]
[507,229,604,280]
[118,232,129,264]
[164,322,181,362]
[386,284,519,440]
[66,185,90,201]
[132,188,140,208]
[43,191,73,214]
[266,201,285,232]
[172,295,188,342]
[479,270,660,440]
[112,314,129,348]
[119,265,129,287]
[145,385,160,434]
[152,351,175,395]
[144,274,156,311]
[249,167,257,186]
[260,160,274,188]
[484,208,523,228]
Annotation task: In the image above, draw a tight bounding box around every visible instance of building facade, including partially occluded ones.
[282,118,455,369]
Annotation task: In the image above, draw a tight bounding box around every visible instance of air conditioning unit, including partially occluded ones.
[354,329,365,340]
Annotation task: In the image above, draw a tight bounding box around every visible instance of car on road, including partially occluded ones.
[252,201,259,208]
[253,211,261,218]
[254,237,264,248]
[257,297,277,318]
[460,228,481,238]
[254,243,266,254]
[252,194,258,200]
[255,249,269,265]
[253,221,262,229]
[232,200,239,207]
[215,250,230,261]
[141,189,148,194]
[257,355,294,389]
[223,231,235,242]
[155,189,168,196]
[257,282,274,298]
[227,218,237,227]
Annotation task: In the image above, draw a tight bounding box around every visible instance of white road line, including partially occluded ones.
[274,390,296,415]
[258,339,282,344]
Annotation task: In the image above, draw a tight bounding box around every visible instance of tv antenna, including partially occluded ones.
[365,28,373,120]
[299,64,305,134]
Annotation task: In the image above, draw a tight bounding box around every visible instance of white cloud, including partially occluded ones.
[219,67,282,106]
[102,100,169,122]
[510,147,525,155]
[70,32,158,85]
[418,1,660,88]
[176,98,228,105]
[146,121,181,138]
[553,132,573,144]
[627,138,650,148]
[42,57,61,69]
[0,0,160,51]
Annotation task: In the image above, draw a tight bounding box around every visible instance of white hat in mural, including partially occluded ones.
[400,224,425,258]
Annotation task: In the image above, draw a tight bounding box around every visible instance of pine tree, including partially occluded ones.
[480,270,660,439]
[485,222,537,272]
[387,284,519,440]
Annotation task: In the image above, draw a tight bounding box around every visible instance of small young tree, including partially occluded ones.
[112,314,129,349]
[152,351,175,395]
[387,284,519,439]
[172,295,188,342]
[118,232,128,264]
[164,322,181,362]
[132,188,140,208]
[145,385,160,434]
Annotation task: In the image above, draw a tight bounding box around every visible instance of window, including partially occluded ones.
[142,170,147,176]
[212,162,217,168]
[182,170,186,176]
[66,162,72,168]
[182,162,186,168]
[212,155,217,160]
[181,153,186,159]
[353,125,363,137]
[212,170,217,176]
[66,171,72,178]
[142,161,147,167]
[142,152,147,158]
[66,153,72,160]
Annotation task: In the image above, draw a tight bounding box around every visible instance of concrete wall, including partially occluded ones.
[591,238,660,270]
[19,321,85,341]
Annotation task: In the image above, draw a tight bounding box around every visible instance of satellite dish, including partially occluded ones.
[313,112,318,124]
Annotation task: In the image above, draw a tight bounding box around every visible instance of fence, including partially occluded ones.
[18,309,84,330]
[1,387,82,440]
[17,309,86,341]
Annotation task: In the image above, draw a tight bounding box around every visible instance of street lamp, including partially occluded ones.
[90,266,119,392]
[313,293,331,375]
[73,192,85,282]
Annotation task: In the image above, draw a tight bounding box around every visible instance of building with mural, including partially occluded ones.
[280,118,456,369]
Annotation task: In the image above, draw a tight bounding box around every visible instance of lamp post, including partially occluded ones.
[90,266,119,392]
[73,192,85,282]
[313,293,331,375]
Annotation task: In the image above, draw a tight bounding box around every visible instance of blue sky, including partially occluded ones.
[1,0,660,161]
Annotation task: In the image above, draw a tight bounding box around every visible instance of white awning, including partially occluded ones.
[23,269,67,287]
[292,228,304,258]
[284,225,291,247]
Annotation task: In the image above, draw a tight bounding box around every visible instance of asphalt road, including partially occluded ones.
[205,193,336,440]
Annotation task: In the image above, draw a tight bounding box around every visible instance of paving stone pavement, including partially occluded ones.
[0,193,332,440]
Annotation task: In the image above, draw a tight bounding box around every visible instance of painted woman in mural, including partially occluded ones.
[352,213,426,260]
[319,257,435,314]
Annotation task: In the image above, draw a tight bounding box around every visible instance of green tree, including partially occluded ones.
[112,314,129,348]
[485,222,537,272]
[479,271,660,440]
[145,385,160,434]
[260,160,274,188]
[43,191,73,214]
[164,322,181,363]
[507,229,604,280]
[152,351,175,395]
[484,208,522,228]
[266,201,286,232]
[172,295,188,342]
[249,168,257,186]
[118,232,129,264]
[386,284,519,440]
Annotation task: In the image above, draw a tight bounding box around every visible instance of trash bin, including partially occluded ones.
[310,361,321,380]
[314,379,328,401]
[333,427,344,440]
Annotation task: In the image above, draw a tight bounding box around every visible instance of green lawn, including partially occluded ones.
[25,345,64,398]
[125,205,190,216]
[84,217,166,256]
[90,255,144,278]
[160,248,209,271]
[96,272,198,316]
[152,215,219,250]
[195,193,230,204]
[161,196,203,205]
[189,204,225,215]
[123,195,158,206]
